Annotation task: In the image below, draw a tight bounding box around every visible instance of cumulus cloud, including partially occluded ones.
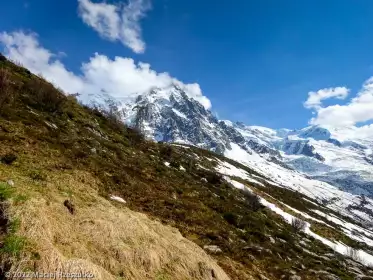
[352,124,373,139]
[0,31,84,94]
[304,87,349,110]
[306,78,373,127]
[304,77,373,140]
[78,0,151,54]
[0,31,211,109]
[78,0,121,41]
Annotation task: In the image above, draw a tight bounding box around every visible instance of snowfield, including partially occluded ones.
[215,158,265,187]
[312,209,373,247]
[255,186,373,267]
[216,157,373,267]
[223,142,373,225]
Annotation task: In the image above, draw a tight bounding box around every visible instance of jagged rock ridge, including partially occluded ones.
[82,85,373,198]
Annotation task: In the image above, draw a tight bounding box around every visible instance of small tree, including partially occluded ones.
[291,218,307,233]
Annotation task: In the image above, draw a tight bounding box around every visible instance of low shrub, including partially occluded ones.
[205,172,223,185]
[242,188,263,212]
[160,145,173,160]
[1,153,17,165]
[72,148,90,160]
[223,212,238,226]
[22,79,65,113]
[0,68,12,111]
[170,160,181,168]
[29,170,46,181]
[291,218,307,233]
[126,127,145,145]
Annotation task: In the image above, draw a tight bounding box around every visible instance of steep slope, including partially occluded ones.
[108,85,373,197]
[0,171,229,280]
[2,56,373,279]
[102,85,373,221]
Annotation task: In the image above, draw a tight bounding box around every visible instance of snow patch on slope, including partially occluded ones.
[223,142,373,225]
[312,210,373,247]
[215,157,264,187]
[260,196,373,267]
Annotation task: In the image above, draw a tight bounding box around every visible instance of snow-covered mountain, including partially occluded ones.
[117,85,282,160]
[80,85,373,221]
[235,124,373,197]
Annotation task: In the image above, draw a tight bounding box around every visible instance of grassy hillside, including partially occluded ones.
[0,55,372,279]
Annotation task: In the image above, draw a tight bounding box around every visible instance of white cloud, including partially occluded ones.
[121,0,151,53]
[352,124,373,139]
[78,0,151,54]
[0,31,211,109]
[304,87,349,110]
[0,31,84,94]
[78,0,121,41]
[307,78,373,127]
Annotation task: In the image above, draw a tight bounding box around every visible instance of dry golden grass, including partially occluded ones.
[2,58,370,280]
[1,164,230,280]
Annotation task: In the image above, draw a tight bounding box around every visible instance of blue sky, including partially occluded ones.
[1,0,373,129]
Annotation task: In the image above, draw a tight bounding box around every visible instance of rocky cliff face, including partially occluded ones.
[118,86,286,159]
[83,85,373,198]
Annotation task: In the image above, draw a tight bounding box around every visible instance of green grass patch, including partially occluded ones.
[8,217,21,234]
[13,194,29,204]
[0,235,27,258]
[0,182,14,200]
[155,271,170,280]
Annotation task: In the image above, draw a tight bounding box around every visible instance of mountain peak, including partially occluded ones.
[297,125,331,141]
[80,83,373,198]
[110,86,373,198]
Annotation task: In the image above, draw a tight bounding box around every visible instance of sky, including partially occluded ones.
[1,0,373,131]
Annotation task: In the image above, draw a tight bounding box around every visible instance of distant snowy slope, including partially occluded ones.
[81,84,373,225]
[233,123,373,196]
